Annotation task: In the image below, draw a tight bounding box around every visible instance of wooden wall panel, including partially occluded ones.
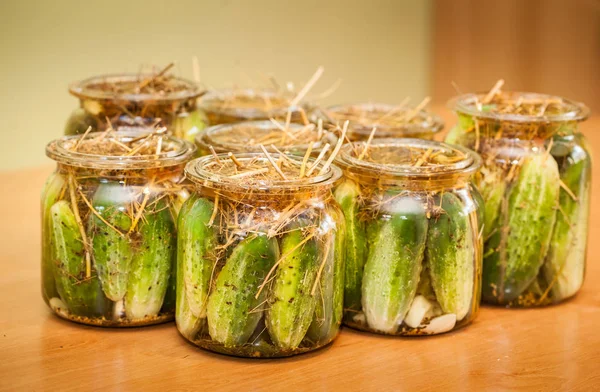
[432,0,600,111]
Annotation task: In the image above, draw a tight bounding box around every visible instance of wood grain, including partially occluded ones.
[1,110,599,391]
[432,0,600,112]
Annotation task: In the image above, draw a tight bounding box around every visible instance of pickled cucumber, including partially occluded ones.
[173,110,206,142]
[64,108,98,136]
[266,230,319,350]
[51,201,108,318]
[206,235,279,347]
[178,196,217,318]
[124,199,176,320]
[478,167,507,240]
[89,183,133,302]
[307,215,345,344]
[544,144,591,299]
[499,153,560,302]
[361,196,428,333]
[334,180,366,311]
[427,192,475,321]
[42,172,65,300]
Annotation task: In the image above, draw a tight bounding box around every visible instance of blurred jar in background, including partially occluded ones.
[65,70,205,142]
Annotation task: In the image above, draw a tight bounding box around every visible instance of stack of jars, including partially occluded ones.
[41,69,591,358]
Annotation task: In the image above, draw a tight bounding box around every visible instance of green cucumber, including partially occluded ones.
[173,110,206,142]
[478,167,507,240]
[544,143,591,300]
[64,108,99,136]
[175,203,206,339]
[307,210,345,344]
[334,179,367,312]
[361,196,428,333]
[178,196,217,318]
[124,199,176,320]
[89,183,133,302]
[266,230,319,350]
[427,192,476,321]
[206,235,279,347]
[498,153,560,302]
[445,114,475,147]
[51,201,109,317]
[41,172,66,300]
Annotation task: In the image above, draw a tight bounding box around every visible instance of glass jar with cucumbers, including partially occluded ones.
[199,88,312,126]
[65,66,205,142]
[447,91,591,307]
[317,101,444,141]
[42,128,196,326]
[334,138,483,335]
[178,149,345,357]
[195,120,338,158]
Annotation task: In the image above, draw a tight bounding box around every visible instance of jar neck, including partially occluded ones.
[194,182,334,207]
[469,116,579,142]
[56,162,186,184]
[80,97,197,120]
[342,169,473,192]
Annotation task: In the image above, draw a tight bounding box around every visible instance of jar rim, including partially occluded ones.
[323,102,444,136]
[199,88,305,118]
[185,152,342,192]
[69,73,203,103]
[335,138,481,179]
[196,120,338,154]
[448,91,590,123]
[46,128,197,169]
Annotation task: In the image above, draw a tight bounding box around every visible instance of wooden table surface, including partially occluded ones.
[1,113,599,391]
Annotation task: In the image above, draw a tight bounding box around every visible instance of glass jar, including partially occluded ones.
[178,152,344,357]
[65,73,205,142]
[447,92,591,307]
[42,128,196,326]
[317,103,444,141]
[334,138,482,335]
[199,88,311,126]
[195,120,338,158]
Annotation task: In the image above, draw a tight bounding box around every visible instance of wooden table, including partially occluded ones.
[1,115,599,391]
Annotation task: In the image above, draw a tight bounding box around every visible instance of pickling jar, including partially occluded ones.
[447,92,591,307]
[42,128,196,326]
[318,103,444,141]
[65,73,205,142]
[195,120,338,157]
[177,152,345,357]
[199,88,311,126]
[334,138,483,335]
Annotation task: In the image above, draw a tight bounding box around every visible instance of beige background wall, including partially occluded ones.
[0,0,433,170]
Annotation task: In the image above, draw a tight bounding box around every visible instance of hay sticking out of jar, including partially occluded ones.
[325,97,442,130]
[82,63,198,97]
[340,138,473,175]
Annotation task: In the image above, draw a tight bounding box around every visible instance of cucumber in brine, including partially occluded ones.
[41,172,66,300]
[334,179,366,312]
[51,200,109,318]
[266,230,319,350]
[206,235,279,347]
[177,196,217,319]
[427,192,475,321]
[544,143,591,300]
[500,153,560,302]
[89,182,133,302]
[125,199,176,320]
[361,196,428,333]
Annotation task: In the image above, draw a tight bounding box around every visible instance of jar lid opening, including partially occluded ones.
[335,138,481,178]
[449,92,589,123]
[323,102,444,137]
[69,73,203,103]
[196,121,338,154]
[46,128,197,169]
[185,152,342,191]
